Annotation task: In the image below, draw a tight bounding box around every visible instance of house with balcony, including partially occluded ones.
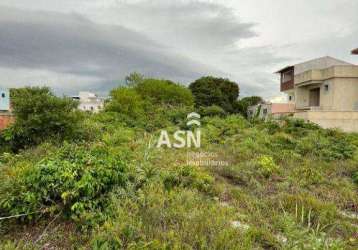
[276,56,358,132]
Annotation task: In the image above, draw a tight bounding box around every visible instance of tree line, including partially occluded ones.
[0,73,263,152]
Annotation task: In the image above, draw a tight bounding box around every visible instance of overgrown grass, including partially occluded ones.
[0,113,357,249]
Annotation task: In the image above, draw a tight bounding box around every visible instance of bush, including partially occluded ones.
[0,87,81,151]
[201,115,249,144]
[282,118,320,137]
[199,105,226,117]
[163,165,214,194]
[0,143,127,225]
[257,155,279,178]
[296,130,355,161]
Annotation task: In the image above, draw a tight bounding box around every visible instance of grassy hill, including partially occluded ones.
[0,112,357,249]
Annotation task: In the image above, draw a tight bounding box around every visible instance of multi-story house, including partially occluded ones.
[276,56,358,132]
[72,91,105,113]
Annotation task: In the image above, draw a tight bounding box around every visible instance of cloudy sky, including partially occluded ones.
[0,0,357,100]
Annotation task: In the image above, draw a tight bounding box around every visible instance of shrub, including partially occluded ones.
[282,118,320,137]
[0,143,127,225]
[199,105,226,117]
[163,165,214,194]
[296,130,355,161]
[270,132,297,151]
[257,155,279,178]
[1,87,81,151]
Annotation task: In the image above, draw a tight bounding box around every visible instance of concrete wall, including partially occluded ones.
[332,78,358,110]
[320,79,334,110]
[294,111,358,132]
[283,90,295,104]
[248,104,272,119]
[295,86,310,108]
[248,103,294,120]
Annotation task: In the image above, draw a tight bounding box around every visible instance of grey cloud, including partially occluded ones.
[104,1,256,52]
[0,6,221,94]
[0,1,292,98]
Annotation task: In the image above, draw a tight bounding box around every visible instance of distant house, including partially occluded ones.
[276,56,358,132]
[352,48,358,55]
[72,91,104,113]
[0,88,10,111]
[0,88,14,130]
[248,102,295,120]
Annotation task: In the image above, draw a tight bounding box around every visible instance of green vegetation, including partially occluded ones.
[125,72,145,87]
[189,76,239,113]
[0,76,357,249]
[106,78,194,130]
[235,96,263,117]
[0,87,81,152]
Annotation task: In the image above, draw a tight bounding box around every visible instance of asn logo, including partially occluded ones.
[156,112,201,148]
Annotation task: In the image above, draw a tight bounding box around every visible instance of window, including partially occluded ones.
[289,95,292,101]
[1,93,5,98]
[324,84,329,92]
[282,70,293,83]
[263,108,268,115]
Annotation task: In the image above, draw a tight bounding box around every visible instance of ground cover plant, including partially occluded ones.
[0,81,357,249]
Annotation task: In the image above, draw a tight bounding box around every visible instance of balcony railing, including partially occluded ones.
[280,79,294,91]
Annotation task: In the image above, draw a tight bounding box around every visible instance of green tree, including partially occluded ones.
[235,96,263,117]
[135,79,194,107]
[189,76,239,113]
[1,87,80,151]
[125,72,144,87]
[105,87,145,119]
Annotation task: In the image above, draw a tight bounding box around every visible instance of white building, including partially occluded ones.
[72,91,104,113]
[0,88,10,111]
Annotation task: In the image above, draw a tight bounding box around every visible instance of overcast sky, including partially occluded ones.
[0,0,357,100]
